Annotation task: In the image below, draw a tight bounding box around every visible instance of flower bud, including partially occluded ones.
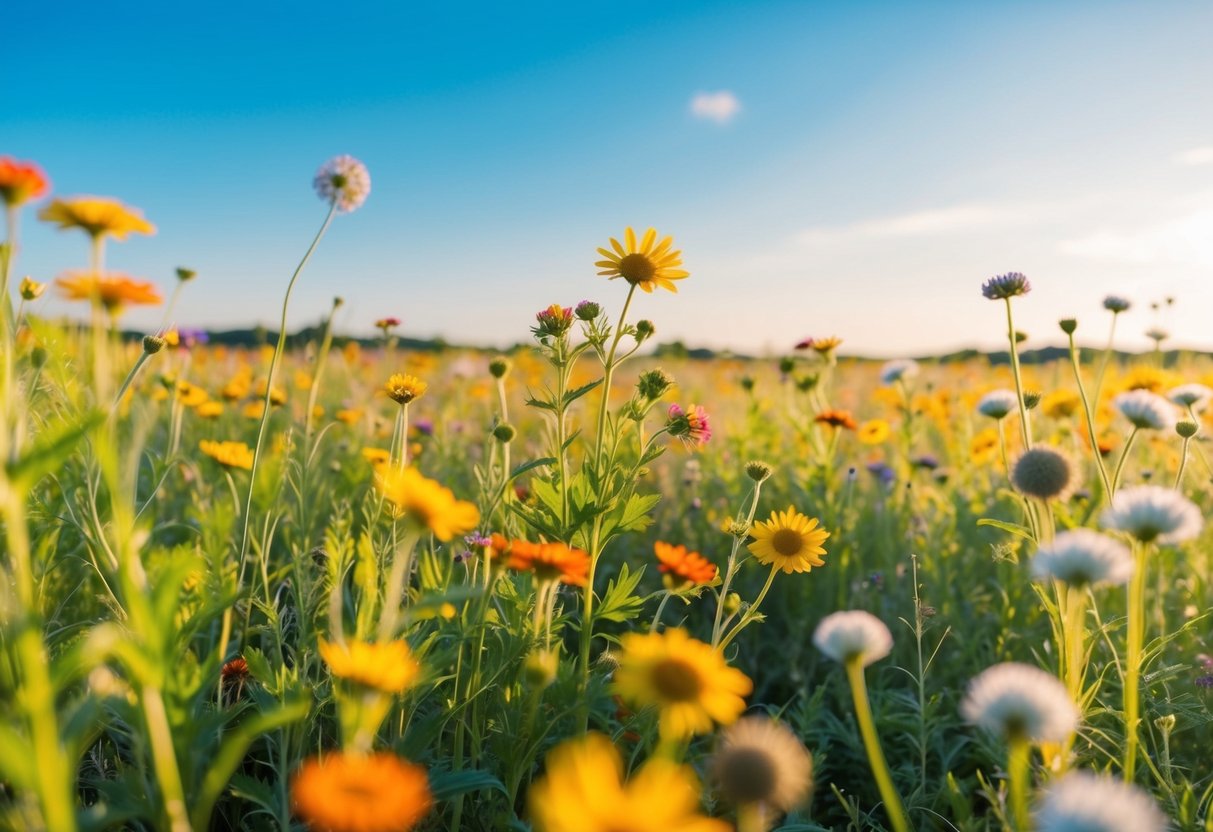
[175,267,197,282]
[1022,391,1042,410]
[492,423,517,443]
[637,368,674,400]
[1176,420,1199,438]
[574,300,601,321]
[143,335,166,354]
[1059,318,1077,335]
[488,357,511,379]
[634,319,655,342]
[744,460,773,482]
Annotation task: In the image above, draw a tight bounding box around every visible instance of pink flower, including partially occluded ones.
[667,403,712,447]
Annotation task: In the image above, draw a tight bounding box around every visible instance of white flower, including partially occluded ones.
[813,610,893,667]
[960,662,1078,743]
[313,155,371,213]
[1031,529,1134,588]
[1168,383,1213,411]
[1112,389,1176,431]
[977,389,1019,420]
[1101,485,1203,544]
[712,717,813,812]
[879,359,920,386]
[1035,771,1168,832]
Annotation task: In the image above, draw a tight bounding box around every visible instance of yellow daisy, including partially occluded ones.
[747,507,829,574]
[375,466,480,541]
[384,373,427,405]
[39,196,156,240]
[613,628,752,740]
[857,418,891,445]
[595,227,689,293]
[318,638,420,694]
[199,440,254,471]
[529,733,729,832]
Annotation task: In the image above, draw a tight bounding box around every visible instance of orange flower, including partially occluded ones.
[654,541,717,587]
[291,752,432,832]
[0,157,50,207]
[815,409,857,430]
[56,271,162,314]
[497,535,590,586]
[39,196,156,240]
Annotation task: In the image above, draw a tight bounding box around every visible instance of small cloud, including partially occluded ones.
[690,90,741,124]
[1060,209,1213,268]
[795,202,1039,246]
[1174,146,1213,166]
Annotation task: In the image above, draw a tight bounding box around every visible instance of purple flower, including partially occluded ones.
[866,461,895,486]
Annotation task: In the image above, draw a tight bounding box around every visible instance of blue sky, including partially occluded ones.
[6,0,1213,355]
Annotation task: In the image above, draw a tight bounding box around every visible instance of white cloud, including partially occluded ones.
[1174,146,1213,166]
[689,90,741,124]
[794,202,1040,246]
[1059,208,1213,268]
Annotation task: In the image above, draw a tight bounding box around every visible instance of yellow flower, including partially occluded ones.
[595,227,689,294]
[291,752,431,832]
[39,196,156,240]
[857,418,890,445]
[336,408,364,425]
[1042,390,1080,420]
[375,467,479,541]
[362,447,391,466]
[199,440,254,470]
[529,733,729,832]
[613,628,752,740]
[18,277,46,300]
[747,507,829,574]
[176,381,209,408]
[318,638,420,693]
[384,373,428,405]
[56,271,162,314]
[970,427,1000,465]
[196,401,224,419]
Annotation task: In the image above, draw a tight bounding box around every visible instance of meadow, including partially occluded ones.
[1,154,1211,832]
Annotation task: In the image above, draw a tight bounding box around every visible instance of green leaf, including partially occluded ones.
[510,457,556,482]
[6,410,104,490]
[595,562,647,624]
[428,769,508,802]
[562,378,603,406]
[617,492,662,532]
[976,517,1034,540]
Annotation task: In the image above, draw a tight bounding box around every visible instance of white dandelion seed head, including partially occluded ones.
[313,155,371,213]
[960,662,1078,743]
[1168,383,1213,411]
[977,389,1019,420]
[1101,485,1203,545]
[1031,529,1134,588]
[1112,389,1177,431]
[813,610,893,667]
[712,716,813,812]
[1035,771,1168,832]
[879,359,920,386]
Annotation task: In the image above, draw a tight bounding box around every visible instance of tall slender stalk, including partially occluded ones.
[1066,332,1113,500]
[1003,298,1032,450]
[1122,541,1147,781]
[845,658,910,832]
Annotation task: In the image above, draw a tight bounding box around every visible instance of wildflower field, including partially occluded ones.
[1,155,1212,832]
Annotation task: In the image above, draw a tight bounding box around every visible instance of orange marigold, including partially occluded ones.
[654,541,717,587]
[814,409,857,430]
[291,752,432,832]
[496,535,590,586]
[0,157,50,207]
[56,271,162,314]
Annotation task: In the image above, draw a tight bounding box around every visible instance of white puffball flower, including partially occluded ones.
[313,155,371,213]
[813,610,893,667]
[1168,383,1213,411]
[1035,771,1168,832]
[1101,485,1203,545]
[977,389,1019,420]
[960,662,1078,743]
[1112,389,1176,431]
[1031,529,1134,588]
[879,359,920,386]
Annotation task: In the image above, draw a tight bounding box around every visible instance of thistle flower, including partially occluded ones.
[711,717,813,813]
[1034,771,1167,832]
[1168,383,1213,410]
[1011,446,1075,501]
[667,403,711,447]
[0,157,50,207]
[981,272,1031,300]
[879,358,919,385]
[313,155,371,212]
[977,389,1019,420]
[960,663,1078,743]
[1031,529,1134,588]
[1103,295,1131,313]
[1101,485,1202,544]
[813,610,893,667]
[533,303,575,337]
[574,300,601,320]
[1112,390,1176,430]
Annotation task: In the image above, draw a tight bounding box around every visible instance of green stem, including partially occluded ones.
[143,685,193,831]
[1093,312,1119,407]
[717,565,779,652]
[1007,735,1031,832]
[1004,298,1032,450]
[1110,426,1140,496]
[1066,332,1113,501]
[845,659,910,832]
[1123,541,1147,781]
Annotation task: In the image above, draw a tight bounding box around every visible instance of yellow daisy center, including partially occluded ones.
[618,252,657,285]
[652,657,703,702]
[771,528,805,557]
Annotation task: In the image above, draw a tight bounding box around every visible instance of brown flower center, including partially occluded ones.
[651,658,703,702]
[771,528,804,557]
[618,253,656,285]
[717,747,778,804]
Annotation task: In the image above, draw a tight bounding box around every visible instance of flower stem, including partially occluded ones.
[1066,332,1113,501]
[1109,426,1140,496]
[717,564,779,652]
[1007,735,1031,832]
[845,658,910,832]
[1004,298,1032,450]
[1123,541,1147,782]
